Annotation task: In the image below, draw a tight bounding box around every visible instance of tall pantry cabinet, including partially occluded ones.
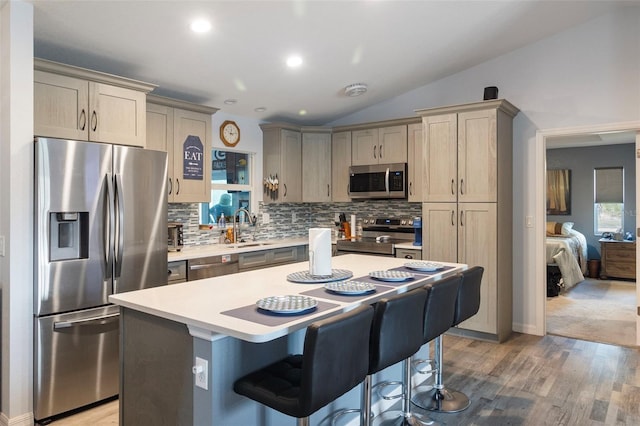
[417,99,519,342]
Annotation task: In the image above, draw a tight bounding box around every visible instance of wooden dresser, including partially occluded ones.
[599,239,636,280]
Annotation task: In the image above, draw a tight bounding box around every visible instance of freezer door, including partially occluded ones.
[113,145,168,293]
[34,305,120,421]
[35,138,113,316]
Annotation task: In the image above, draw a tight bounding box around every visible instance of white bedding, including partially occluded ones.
[546,228,587,290]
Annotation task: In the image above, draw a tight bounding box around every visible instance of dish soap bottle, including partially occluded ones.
[218,213,226,228]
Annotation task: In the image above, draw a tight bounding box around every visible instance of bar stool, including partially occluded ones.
[373,276,460,426]
[233,304,374,426]
[412,266,483,413]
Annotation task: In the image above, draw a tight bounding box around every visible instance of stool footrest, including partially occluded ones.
[411,386,470,413]
[373,409,434,426]
[373,380,404,401]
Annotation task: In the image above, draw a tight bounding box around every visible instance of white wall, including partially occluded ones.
[0,0,34,424]
[329,7,640,335]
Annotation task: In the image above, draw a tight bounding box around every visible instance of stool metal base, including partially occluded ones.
[411,385,470,413]
[373,410,434,426]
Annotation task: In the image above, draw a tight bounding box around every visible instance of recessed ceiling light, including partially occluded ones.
[345,83,367,97]
[224,99,237,105]
[191,19,211,33]
[254,107,267,113]
[298,110,307,116]
[286,55,303,68]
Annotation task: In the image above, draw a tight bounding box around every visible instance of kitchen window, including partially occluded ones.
[200,150,254,224]
[594,167,624,235]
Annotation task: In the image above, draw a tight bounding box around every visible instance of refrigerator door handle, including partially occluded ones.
[114,173,125,279]
[105,174,115,279]
[53,313,119,330]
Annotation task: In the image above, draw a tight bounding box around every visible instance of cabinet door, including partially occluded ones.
[331,131,351,202]
[457,202,497,334]
[146,103,174,200]
[423,114,457,202]
[302,132,332,202]
[280,129,302,202]
[171,108,212,203]
[89,82,146,146]
[422,203,457,263]
[407,123,423,202]
[458,109,497,202]
[378,125,407,164]
[351,129,379,165]
[34,71,89,140]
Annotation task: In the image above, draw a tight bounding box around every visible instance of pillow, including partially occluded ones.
[561,222,574,236]
[546,222,563,236]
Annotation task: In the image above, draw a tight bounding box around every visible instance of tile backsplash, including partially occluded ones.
[169,200,422,246]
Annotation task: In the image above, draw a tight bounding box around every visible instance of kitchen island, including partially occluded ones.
[110,254,466,425]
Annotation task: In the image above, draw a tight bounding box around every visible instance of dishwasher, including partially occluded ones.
[187,253,240,281]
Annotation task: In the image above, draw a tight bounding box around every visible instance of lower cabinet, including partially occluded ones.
[599,239,636,280]
[423,202,511,342]
[239,246,308,272]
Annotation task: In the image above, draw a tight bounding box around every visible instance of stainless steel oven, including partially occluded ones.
[335,217,415,256]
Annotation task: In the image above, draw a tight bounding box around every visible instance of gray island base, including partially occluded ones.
[112,254,467,425]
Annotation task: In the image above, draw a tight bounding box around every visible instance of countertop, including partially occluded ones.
[110,254,465,343]
[168,237,309,261]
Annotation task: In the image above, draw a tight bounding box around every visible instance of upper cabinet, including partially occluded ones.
[261,123,303,203]
[331,131,352,202]
[406,122,423,202]
[351,125,407,166]
[302,128,332,203]
[146,95,218,203]
[34,59,155,147]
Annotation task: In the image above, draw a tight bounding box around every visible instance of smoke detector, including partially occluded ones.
[344,83,368,97]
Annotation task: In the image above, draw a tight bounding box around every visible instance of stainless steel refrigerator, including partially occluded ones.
[34,137,168,421]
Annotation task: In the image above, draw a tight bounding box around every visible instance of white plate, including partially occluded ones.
[286,269,353,283]
[256,295,318,314]
[404,261,445,272]
[369,270,415,282]
[325,281,376,295]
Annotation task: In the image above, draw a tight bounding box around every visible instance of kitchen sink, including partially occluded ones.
[229,242,273,248]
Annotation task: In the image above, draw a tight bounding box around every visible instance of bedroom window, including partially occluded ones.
[594,167,624,235]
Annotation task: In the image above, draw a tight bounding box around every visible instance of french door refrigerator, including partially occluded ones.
[34,137,168,421]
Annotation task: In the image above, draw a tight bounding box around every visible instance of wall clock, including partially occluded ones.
[220,120,240,147]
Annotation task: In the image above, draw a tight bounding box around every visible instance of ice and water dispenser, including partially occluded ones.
[49,212,89,261]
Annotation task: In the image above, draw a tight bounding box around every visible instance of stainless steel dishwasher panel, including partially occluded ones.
[187,253,239,281]
[34,305,119,421]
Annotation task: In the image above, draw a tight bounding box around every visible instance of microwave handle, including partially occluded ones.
[385,167,390,196]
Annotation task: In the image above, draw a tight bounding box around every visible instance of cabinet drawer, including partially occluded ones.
[606,246,635,260]
[395,248,422,260]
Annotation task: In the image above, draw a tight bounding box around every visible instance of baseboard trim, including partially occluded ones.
[513,322,543,336]
[0,411,33,426]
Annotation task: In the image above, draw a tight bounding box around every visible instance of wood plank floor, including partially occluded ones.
[50,333,639,425]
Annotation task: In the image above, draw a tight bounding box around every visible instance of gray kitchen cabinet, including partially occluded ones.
[331,131,352,202]
[34,59,154,147]
[407,121,423,202]
[167,261,187,284]
[395,248,422,260]
[351,125,407,166]
[146,95,218,203]
[261,123,303,203]
[238,246,308,272]
[302,128,332,202]
[417,99,519,343]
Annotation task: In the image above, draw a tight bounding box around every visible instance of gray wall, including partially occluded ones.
[546,143,636,259]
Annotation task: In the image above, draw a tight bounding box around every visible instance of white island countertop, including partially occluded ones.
[110,254,465,343]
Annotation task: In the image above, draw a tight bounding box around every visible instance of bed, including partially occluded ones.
[546,221,587,291]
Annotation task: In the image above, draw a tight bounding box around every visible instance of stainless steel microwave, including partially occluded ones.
[348,163,407,199]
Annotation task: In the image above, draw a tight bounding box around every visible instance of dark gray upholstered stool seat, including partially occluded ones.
[233,304,374,426]
[412,266,484,413]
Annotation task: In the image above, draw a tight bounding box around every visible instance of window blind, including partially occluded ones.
[594,167,623,203]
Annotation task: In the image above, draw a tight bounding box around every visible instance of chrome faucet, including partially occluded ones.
[232,208,256,243]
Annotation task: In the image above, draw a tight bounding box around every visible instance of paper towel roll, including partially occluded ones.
[351,214,357,241]
[309,228,332,276]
